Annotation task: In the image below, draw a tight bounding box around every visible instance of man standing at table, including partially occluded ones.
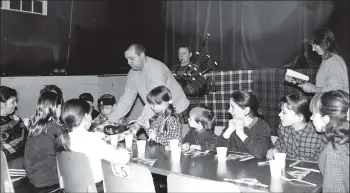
[109,44,190,125]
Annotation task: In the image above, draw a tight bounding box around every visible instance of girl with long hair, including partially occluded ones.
[215,90,272,159]
[55,99,130,193]
[310,90,349,192]
[24,91,63,192]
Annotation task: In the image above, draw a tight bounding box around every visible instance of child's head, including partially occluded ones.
[310,90,349,145]
[40,85,63,99]
[278,92,311,127]
[229,90,262,120]
[55,99,92,151]
[29,91,64,136]
[0,86,18,116]
[98,94,116,118]
[79,93,95,107]
[188,106,215,132]
[146,86,173,114]
[146,86,176,132]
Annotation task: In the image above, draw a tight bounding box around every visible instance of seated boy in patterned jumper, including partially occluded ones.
[266,93,327,161]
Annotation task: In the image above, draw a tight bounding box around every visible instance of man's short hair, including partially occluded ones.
[178,45,191,53]
[98,94,116,107]
[128,44,146,55]
[79,93,94,103]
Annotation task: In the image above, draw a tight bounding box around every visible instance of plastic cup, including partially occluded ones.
[269,160,282,178]
[137,140,146,153]
[110,134,119,147]
[171,146,181,162]
[125,135,133,149]
[274,152,286,169]
[216,147,228,161]
[169,139,179,150]
[171,160,182,173]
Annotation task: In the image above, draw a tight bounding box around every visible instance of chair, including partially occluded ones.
[101,159,156,193]
[271,136,278,145]
[56,151,97,192]
[1,150,14,193]
[167,173,240,192]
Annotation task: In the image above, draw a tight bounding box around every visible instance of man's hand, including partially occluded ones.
[266,148,278,160]
[181,143,190,151]
[298,82,316,93]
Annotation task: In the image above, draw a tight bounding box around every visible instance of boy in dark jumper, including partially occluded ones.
[182,106,217,151]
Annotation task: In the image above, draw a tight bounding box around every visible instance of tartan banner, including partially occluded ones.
[253,68,318,135]
[188,70,253,126]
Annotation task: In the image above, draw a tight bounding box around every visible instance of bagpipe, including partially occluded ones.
[174,33,218,97]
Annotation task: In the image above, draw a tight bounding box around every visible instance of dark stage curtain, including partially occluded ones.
[161,1,334,70]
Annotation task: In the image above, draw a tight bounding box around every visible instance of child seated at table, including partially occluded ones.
[24,91,63,191]
[55,99,130,193]
[215,90,272,159]
[182,106,217,151]
[309,90,349,193]
[131,86,182,146]
[1,86,28,169]
[90,94,127,134]
[79,93,100,120]
[266,92,327,161]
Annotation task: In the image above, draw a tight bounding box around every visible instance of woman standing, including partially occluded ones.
[299,27,349,94]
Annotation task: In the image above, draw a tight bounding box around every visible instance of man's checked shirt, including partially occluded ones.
[274,122,327,161]
[0,115,28,161]
[146,114,182,146]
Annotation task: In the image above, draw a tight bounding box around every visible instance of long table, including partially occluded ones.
[125,142,323,193]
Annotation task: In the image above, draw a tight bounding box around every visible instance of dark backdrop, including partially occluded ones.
[0,0,349,76]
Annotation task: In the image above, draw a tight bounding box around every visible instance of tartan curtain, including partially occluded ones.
[188,68,318,135]
[189,70,253,127]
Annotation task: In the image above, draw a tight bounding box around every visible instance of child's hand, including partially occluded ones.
[136,116,150,128]
[148,130,157,141]
[190,145,201,151]
[223,119,241,139]
[266,148,278,160]
[181,143,190,151]
[22,118,29,127]
[234,119,244,135]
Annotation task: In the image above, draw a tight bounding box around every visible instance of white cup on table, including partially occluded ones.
[125,135,133,149]
[216,147,228,161]
[171,146,182,162]
[269,160,282,178]
[110,134,119,147]
[274,152,286,169]
[137,140,146,153]
[169,139,179,151]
